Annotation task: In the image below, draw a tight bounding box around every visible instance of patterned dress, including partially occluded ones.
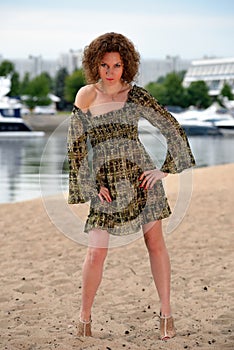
[67,85,195,235]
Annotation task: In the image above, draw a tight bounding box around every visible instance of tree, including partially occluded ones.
[0,60,15,76]
[64,69,86,103]
[145,72,186,107]
[186,81,211,108]
[20,72,30,95]
[23,74,51,110]
[145,82,167,104]
[162,72,186,107]
[54,67,69,110]
[9,71,21,97]
[40,71,54,91]
[0,60,21,97]
[220,82,233,100]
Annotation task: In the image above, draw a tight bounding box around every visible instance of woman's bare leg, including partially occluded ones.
[142,220,171,316]
[80,229,109,321]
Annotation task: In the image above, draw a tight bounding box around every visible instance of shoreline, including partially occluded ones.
[1,161,233,206]
[23,113,70,132]
[0,163,233,349]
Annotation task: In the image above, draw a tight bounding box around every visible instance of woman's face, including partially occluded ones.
[99,52,123,84]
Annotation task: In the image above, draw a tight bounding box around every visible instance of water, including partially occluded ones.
[0,132,234,204]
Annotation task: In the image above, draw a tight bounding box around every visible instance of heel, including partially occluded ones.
[159,314,176,341]
[77,318,92,337]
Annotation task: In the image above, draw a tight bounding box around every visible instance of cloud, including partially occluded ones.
[1,7,234,59]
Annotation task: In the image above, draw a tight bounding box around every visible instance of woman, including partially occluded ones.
[67,32,195,341]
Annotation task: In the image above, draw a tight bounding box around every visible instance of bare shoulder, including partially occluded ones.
[74,85,96,111]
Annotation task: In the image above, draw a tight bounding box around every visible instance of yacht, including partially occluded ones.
[0,99,44,137]
[214,119,234,136]
[0,76,44,137]
[172,102,234,136]
[171,109,220,136]
[198,103,234,136]
[0,114,44,137]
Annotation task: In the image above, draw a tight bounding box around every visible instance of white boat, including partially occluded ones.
[0,76,44,137]
[213,119,234,136]
[177,118,220,136]
[197,103,234,136]
[171,111,220,136]
[171,102,234,136]
[0,114,44,137]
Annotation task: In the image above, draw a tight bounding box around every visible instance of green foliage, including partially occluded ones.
[54,68,69,110]
[0,60,21,97]
[64,69,86,103]
[40,71,54,91]
[0,60,15,76]
[9,72,21,96]
[186,81,211,108]
[146,82,167,103]
[0,59,219,111]
[20,73,30,95]
[220,83,233,100]
[23,74,51,109]
[156,76,165,84]
[145,73,212,108]
[163,73,186,106]
[145,72,187,107]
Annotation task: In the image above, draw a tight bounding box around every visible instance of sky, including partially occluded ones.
[1,0,234,61]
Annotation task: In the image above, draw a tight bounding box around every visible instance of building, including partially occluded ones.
[138,56,191,86]
[0,49,83,79]
[0,56,60,79]
[58,49,83,74]
[0,52,191,85]
[183,57,234,96]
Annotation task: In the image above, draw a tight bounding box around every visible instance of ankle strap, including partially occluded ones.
[160,313,172,319]
[79,317,91,324]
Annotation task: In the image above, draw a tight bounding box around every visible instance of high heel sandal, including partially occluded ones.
[159,313,176,341]
[77,318,92,337]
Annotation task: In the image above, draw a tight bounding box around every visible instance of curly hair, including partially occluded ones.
[82,32,140,84]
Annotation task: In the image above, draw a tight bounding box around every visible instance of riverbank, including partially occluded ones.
[23,113,70,132]
[0,164,233,349]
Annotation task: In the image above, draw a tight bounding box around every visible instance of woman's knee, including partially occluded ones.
[143,221,166,254]
[86,247,108,266]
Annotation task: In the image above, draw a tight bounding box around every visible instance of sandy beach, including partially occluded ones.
[0,163,233,350]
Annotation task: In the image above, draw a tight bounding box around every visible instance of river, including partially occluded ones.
[0,131,234,203]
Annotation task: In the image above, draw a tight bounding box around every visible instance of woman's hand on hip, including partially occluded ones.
[98,186,112,203]
[139,169,168,190]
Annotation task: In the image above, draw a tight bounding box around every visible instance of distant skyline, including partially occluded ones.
[1,0,234,60]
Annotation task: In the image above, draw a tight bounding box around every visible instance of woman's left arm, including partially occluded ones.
[138,87,196,174]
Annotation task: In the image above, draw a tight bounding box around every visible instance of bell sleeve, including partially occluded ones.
[67,106,98,204]
[137,87,196,173]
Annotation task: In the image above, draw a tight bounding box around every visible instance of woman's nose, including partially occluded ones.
[106,67,112,75]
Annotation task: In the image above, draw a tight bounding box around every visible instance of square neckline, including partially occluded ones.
[73,84,137,118]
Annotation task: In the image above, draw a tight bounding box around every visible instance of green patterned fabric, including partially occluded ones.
[67,85,195,235]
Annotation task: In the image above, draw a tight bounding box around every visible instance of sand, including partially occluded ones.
[0,164,233,350]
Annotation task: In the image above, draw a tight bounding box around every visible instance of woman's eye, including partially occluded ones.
[100,63,107,68]
[115,64,121,68]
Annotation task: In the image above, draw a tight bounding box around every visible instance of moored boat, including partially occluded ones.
[214,119,234,136]
[0,114,44,137]
[0,76,44,137]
